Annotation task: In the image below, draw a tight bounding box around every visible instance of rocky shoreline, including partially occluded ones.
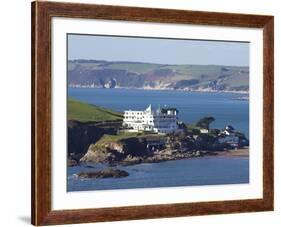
[68,117,249,175]
[116,149,205,166]
[70,148,249,180]
[70,148,249,168]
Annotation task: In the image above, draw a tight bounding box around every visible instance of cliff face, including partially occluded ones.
[80,137,150,164]
[67,120,122,161]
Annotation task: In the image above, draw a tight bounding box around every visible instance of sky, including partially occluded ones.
[68,34,249,66]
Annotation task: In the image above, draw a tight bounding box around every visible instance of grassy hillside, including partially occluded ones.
[106,62,160,74]
[68,99,123,122]
[68,59,249,92]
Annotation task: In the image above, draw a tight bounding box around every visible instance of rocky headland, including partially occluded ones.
[68,120,248,168]
[67,100,249,182]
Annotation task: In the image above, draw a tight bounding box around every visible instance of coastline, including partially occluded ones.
[118,148,250,166]
[68,86,249,95]
[74,148,250,168]
[215,147,249,157]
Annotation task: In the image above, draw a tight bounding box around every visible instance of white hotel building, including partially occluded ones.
[122,105,179,134]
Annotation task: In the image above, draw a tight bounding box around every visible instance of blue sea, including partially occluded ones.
[68,88,249,137]
[67,88,249,191]
[68,157,249,191]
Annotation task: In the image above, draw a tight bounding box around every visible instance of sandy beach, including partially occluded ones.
[216,147,249,157]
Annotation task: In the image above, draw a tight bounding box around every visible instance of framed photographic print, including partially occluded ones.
[31,1,274,226]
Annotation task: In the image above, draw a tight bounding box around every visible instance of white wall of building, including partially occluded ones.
[123,106,178,133]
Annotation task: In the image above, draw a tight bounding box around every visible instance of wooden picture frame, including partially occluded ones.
[31,1,274,226]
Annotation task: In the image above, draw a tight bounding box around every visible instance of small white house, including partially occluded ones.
[220,125,235,136]
[122,105,179,134]
[200,128,209,134]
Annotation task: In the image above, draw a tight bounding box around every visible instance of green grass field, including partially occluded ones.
[96,131,166,146]
[68,99,123,122]
[98,132,140,143]
[106,62,161,74]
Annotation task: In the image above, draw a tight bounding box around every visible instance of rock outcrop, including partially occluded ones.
[80,132,209,165]
[80,137,150,164]
[67,158,78,167]
[74,168,129,179]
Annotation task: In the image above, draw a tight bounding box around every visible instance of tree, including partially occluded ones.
[196,117,215,130]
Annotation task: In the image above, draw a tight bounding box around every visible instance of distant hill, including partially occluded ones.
[68,99,123,122]
[68,59,249,92]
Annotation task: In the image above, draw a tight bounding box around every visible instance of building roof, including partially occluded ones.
[145,105,152,113]
[161,107,178,114]
[225,125,235,131]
